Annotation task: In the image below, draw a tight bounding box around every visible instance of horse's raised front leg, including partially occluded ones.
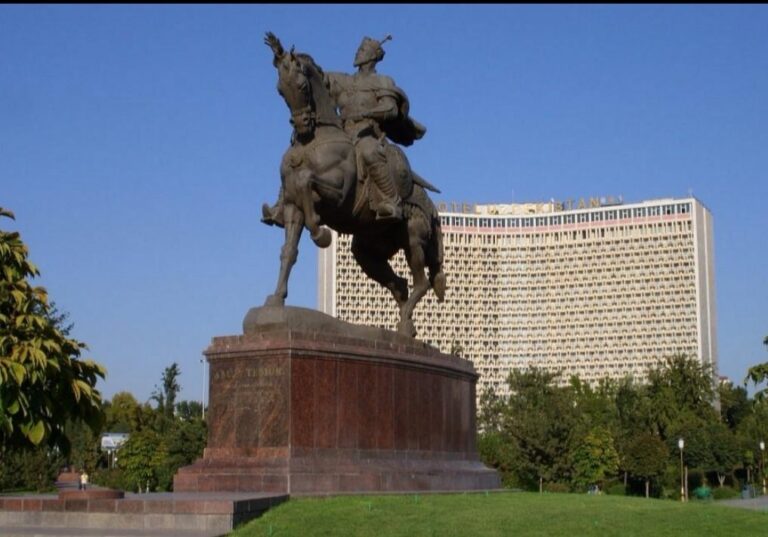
[265,203,304,307]
[295,169,332,248]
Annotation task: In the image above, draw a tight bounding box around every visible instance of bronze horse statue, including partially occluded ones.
[262,33,445,337]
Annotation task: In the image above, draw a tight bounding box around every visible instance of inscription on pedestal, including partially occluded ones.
[208,357,289,449]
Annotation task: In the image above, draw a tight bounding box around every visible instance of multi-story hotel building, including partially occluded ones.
[318,196,717,398]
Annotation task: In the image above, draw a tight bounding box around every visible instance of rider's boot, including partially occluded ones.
[261,187,286,227]
[368,162,402,222]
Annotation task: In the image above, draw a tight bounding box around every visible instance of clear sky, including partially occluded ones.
[2,5,767,405]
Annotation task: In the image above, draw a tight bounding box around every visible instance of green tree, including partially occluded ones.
[175,400,203,421]
[161,410,206,490]
[496,368,579,490]
[624,433,669,498]
[669,418,715,472]
[718,382,751,431]
[0,208,105,451]
[65,417,102,474]
[116,428,168,492]
[744,335,768,400]
[735,398,768,486]
[571,427,620,491]
[104,391,145,433]
[151,362,181,426]
[643,354,717,450]
[707,421,741,487]
[570,377,618,434]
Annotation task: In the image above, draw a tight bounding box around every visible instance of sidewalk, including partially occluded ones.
[718,495,768,511]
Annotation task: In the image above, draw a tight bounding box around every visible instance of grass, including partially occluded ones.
[229,491,767,537]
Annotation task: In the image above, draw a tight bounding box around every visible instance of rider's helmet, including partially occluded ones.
[353,35,392,67]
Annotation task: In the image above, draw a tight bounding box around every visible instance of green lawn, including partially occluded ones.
[230,491,767,537]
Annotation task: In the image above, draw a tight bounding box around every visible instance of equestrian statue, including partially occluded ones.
[260,32,445,337]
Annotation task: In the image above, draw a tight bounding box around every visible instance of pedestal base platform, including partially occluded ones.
[174,306,500,495]
[0,492,287,536]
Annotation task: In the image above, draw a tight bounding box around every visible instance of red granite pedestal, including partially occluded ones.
[174,306,500,495]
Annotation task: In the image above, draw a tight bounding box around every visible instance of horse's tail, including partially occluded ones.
[430,219,446,302]
[424,192,446,302]
[405,181,445,302]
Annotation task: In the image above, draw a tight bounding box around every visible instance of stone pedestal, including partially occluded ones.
[174,306,500,494]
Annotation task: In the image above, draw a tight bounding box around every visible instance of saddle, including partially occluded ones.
[350,142,415,219]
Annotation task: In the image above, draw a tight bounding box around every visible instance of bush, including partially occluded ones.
[605,483,627,496]
[91,468,125,490]
[543,482,570,494]
[0,447,64,493]
[712,487,741,500]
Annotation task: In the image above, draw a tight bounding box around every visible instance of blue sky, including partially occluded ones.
[2,5,767,404]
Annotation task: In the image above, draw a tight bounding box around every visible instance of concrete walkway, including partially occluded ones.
[0,527,219,537]
[718,495,768,511]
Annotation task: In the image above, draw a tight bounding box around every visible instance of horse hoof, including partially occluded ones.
[311,226,332,248]
[398,320,417,338]
[264,294,285,307]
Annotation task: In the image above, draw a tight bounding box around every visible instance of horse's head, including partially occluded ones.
[265,32,317,139]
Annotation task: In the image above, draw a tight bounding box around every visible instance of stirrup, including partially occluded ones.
[261,203,285,227]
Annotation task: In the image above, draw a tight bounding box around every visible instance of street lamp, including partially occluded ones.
[760,441,766,496]
[678,438,685,502]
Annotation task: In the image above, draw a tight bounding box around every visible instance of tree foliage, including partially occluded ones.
[97,364,206,492]
[0,207,105,451]
[570,426,620,490]
[151,362,181,426]
[0,445,64,492]
[624,433,669,497]
[744,335,768,400]
[117,429,169,492]
[477,353,762,498]
[479,368,579,489]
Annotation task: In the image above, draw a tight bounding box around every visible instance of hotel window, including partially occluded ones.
[577,213,589,223]
[564,215,575,224]
[536,217,547,227]
[591,212,604,222]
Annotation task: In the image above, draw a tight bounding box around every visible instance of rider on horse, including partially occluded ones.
[262,35,426,227]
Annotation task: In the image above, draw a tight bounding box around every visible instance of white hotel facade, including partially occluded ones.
[318,196,717,398]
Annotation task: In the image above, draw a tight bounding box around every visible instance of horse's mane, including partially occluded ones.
[295,52,324,79]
